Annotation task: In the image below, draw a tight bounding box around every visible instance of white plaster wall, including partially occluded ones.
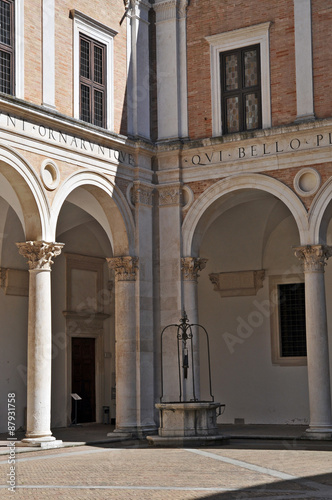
[0,205,28,432]
[198,196,310,424]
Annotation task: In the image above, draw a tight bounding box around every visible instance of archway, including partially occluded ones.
[183,174,310,425]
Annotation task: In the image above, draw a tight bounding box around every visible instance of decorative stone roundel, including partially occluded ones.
[41,159,60,190]
[293,167,321,197]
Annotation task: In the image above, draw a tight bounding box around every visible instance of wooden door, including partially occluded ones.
[71,337,96,423]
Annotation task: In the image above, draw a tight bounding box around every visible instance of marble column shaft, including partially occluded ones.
[295,245,332,437]
[16,241,63,442]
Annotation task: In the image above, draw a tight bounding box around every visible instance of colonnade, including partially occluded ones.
[16,238,332,443]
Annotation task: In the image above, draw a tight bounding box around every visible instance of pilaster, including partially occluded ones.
[127,0,151,139]
[181,257,208,401]
[153,0,189,140]
[107,256,138,434]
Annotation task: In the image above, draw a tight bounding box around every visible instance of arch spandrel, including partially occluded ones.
[51,171,135,256]
[308,177,332,245]
[182,173,309,256]
[0,145,48,240]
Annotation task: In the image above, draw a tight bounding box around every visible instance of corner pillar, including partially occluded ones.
[294,245,332,439]
[107,256,138,434]
[16,241,63,445]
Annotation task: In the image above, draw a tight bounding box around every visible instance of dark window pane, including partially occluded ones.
[94,45,103,84]
[80,84,90,122]
[94,90,103,127]
[0,1,11,46]
[245,93,259,130]
[80,39,90,79]
[244,49,258,87]
[278,283,306,357]
[225,53,238,90]
[0,50,11,93]
[226,96,239,133]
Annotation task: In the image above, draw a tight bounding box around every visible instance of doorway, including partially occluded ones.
[71,337,96,423]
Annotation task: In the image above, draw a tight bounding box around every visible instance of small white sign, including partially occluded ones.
[71,393,82,400]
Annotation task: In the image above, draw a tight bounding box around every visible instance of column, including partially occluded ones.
[126,0,151,139]
[16,241,63,444]
[107,256,138,434]
[294,245,332,438]
[132,183,157,435]
[154,0,189,140]
[294,0,315,121]
[181,257,207,401]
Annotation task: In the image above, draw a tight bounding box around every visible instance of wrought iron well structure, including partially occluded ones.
[154,311,224,441]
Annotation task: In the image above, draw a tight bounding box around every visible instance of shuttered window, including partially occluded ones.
[79,33,106,127]
[0,0,14,95]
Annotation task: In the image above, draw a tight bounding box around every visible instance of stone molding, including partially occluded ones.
[209,270,265,297]
[181,257,208,282]
[107,256,139,281]
[294,245,332,272]
[154,0,188,22]
[16,241,64,270]
[158,185,181,206]
[132,182,154,207]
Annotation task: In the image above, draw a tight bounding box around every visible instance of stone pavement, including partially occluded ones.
[0,425,332,499]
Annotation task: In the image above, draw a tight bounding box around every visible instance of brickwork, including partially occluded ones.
[312,1,332,119]
[186,0,297,140]
[53,0,127,134]
[24,0,42,105]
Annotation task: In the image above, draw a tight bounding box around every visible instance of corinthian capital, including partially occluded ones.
[107,256,139,281]
[294,245,332,272]
[181,257,208,282]
[16,241,64,270]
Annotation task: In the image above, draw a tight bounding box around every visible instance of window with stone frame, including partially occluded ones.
[220,44,261,134]
[0,0,14,95]
[270,275,307,366]
[79,33,106,128]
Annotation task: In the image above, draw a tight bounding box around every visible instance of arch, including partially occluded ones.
[0,143,48,240]
[182,173,309,256]
[308,177,332,244]
[50,171,135,255]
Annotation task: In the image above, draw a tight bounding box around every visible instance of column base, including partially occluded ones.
[304,427,332,440]
[17,437,63,449]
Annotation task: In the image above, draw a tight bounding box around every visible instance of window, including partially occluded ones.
[270,275,307,366]
[206,22,271,137]
[71,10,117,131]
[220,45,261,134]
[80,34,106,127]
[0,0,14,95]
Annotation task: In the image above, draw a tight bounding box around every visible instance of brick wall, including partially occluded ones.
[23,0,127,135]
[186,0,297,140]
[312,1,332,119]
[24,0,42,104]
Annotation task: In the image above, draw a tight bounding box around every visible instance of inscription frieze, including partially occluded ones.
[0,113,135,167]
[184,131,332,167]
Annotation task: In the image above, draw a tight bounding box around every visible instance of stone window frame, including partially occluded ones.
[206,22,271,137]
[0,0,24,98]
[269,274,307,367]
[71,10,117,131]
